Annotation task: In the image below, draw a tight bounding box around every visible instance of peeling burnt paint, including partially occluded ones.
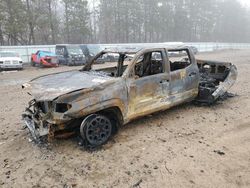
[21,47,237,144]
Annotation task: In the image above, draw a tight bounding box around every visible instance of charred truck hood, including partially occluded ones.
[22,70,114,101]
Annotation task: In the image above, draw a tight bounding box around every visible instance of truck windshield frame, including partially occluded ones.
[67,45,83,55]
[82,51,135,77]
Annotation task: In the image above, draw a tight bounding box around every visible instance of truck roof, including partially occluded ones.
[102,44,186,54]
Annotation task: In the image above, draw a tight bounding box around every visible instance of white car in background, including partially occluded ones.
[0,51,23,70]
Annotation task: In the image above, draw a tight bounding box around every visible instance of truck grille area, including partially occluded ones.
[36,101,51,113]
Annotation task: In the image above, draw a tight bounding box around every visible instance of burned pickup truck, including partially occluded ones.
[22,46,237,147]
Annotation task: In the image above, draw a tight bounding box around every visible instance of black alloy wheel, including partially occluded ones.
[80,114,112,147]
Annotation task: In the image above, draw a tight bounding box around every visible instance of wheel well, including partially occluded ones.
[74,107,123,136]
[98,107,123,134]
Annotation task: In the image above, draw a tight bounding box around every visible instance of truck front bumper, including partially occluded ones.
[22,108,49,142]
[0,64,23,69]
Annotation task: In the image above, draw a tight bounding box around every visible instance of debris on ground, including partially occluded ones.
[132,179,143,187]
[214,150,225,156]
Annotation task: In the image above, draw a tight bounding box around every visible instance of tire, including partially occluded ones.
[67,60,73,66]
[80,114,113,147]
[39,61,43,68]
[31,59,35,67]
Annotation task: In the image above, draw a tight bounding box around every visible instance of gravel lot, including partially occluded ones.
[0,50,250,188]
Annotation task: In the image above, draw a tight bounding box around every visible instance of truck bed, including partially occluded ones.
[196,59,238,104]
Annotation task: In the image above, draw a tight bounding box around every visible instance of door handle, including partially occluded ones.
[189,72,197,77]
[160,79,169,84]
[130,84,136,89]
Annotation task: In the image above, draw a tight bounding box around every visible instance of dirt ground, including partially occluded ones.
[0,50,250,188]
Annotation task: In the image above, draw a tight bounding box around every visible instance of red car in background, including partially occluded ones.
[31,51,58,67]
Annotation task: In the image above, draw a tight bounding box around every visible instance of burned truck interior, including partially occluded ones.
[90,49,195,79]
[168,49,192,71]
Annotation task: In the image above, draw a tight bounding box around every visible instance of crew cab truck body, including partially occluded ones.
[55,44,86,66]
[0,51,23,70]
[22,46,237,147]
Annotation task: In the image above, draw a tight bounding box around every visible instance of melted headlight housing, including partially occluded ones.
[55,103,72,113]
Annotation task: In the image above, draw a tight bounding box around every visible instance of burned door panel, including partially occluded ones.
[168,49,199,104]
[127,73,170,118]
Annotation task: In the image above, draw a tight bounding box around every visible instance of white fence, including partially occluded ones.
[187,42,250,52]
[1,43,250,63]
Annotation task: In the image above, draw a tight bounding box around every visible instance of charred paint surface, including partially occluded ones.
[21,47,237,143]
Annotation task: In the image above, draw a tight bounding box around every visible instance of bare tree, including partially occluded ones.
[0,0,249,45]
[25,0,36,44]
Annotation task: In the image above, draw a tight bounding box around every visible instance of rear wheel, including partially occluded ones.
[67,60,73,66]
[31,59,35,67]
[39,61,43,68]
[80,114,113,147]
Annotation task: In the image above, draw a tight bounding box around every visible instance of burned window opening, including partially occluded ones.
[87,52,133,78]
[134,51,164,78]
[168,49,191,72]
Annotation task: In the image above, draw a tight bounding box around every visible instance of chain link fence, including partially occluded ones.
[187,42,250,52]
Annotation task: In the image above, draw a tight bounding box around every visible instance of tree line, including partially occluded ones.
[0,0,249,46]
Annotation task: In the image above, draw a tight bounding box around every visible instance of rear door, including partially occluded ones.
[167,48,199,104]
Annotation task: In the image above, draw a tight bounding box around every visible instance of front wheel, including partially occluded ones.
[80,114,113,147]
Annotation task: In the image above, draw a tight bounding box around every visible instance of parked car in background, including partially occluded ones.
[81,44,122,63]
[185,45,198,54]
[80,44,104,61]
[31,51,58,68]
[56,44,86,66]
[0,51,23,70]
[101,44,120,62]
